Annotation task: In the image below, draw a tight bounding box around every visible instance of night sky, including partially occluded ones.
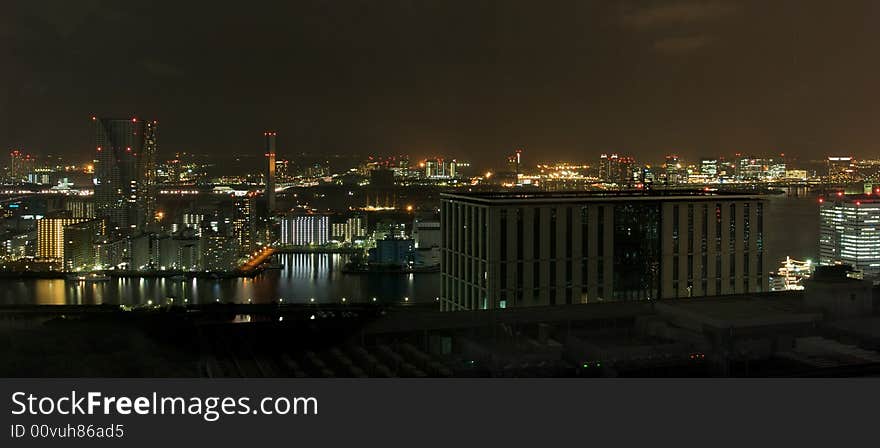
[3,0,880,168]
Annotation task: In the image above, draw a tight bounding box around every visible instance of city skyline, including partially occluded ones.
[11,0,880,423]
[5,1,880,166]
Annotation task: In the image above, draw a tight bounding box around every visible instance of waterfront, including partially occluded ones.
[0,194,821,305]
[0,253,439,306]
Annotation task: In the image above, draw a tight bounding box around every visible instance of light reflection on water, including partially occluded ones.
[1,254,436,306]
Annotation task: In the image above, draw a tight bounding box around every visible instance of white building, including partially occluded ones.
[281,214,330,246]
[819,195,880,277]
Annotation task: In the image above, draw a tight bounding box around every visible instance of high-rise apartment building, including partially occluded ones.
[232,194,256,254]
[819,194,880,277]
[93,117,158,230]
[440,191,767,311]
[63,219,106,271]
[37,217,93,260]
[265,131,277,213]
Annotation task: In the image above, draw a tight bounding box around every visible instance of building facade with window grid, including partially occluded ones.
[440,191,767,311]
[819,195,880,276]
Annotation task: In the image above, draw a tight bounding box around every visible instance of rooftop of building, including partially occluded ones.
[441,188,768,204]
[808,265,865,283]
[654,292,822,331]
[819,192,880,205]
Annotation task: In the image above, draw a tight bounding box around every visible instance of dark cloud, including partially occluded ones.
[653,35,715,53]
[139,59,185,78]
[621,1,739,29]
[3,0,880,166]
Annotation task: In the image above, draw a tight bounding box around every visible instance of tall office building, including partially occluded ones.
[265,131,277,213]
[440,191,767,311]
[93,117,158,230]
[280,213,329,246]
[819,194,880,277]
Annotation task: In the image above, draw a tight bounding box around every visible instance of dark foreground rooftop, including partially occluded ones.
[1,291,878,378]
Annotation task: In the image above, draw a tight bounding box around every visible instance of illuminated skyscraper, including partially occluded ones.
[232,194,256,254]
[265,131,277,213]
[138,120,159,229]
[819,194,880,276]
[9,150,22,182]
[93,117,158,230]
[8,150,35,183]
